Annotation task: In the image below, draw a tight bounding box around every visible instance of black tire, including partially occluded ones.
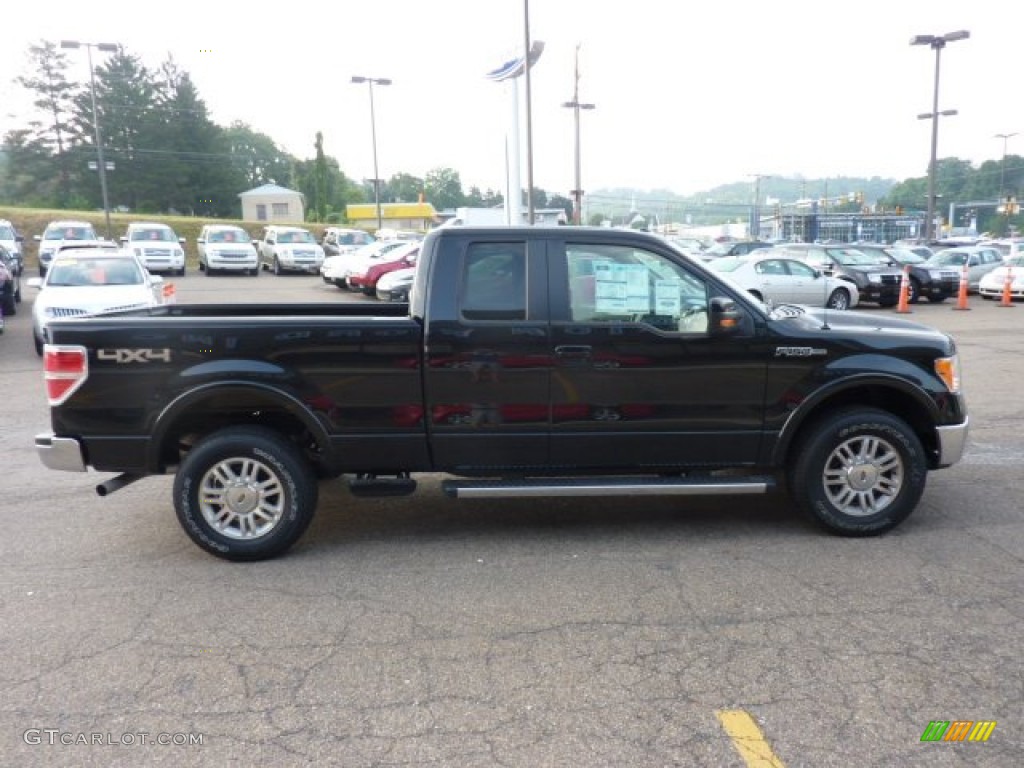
[1,290,15,317]
[249,267,259,277]
[173,426,319,561]
[33,331,43,356]
[928,294,947,304]
[273,257,282,276]
[825,288,851,310]
[907,278,921,304]
[789,407,927,536]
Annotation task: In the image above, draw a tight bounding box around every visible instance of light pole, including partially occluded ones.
[749,174,771,238]
[995,132,1018,197]
[351,76,391,233]
[562,45,595,226]
[60,39,118,240]
[911,29,969,241]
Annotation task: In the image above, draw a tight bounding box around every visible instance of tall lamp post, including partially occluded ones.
[911,29,969,241]
[351,76,391,233]
[995,132,1018,197]
[562,45,595,226]
[60,39,118,240]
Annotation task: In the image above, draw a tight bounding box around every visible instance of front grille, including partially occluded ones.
[143,248,172,257]
[48,307,90,318]
[217,251,252,259]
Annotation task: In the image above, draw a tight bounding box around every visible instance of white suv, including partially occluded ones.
[34,220,103,276]
[121,222,186,275]
[0,219,25,275]
[256,226,324,275]
[197,225,259,276]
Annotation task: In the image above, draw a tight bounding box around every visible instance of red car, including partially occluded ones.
[348,244,419,296]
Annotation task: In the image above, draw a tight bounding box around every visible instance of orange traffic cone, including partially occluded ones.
[998,266,1015,308]
[895,265,911,313]
[953,263,970,311]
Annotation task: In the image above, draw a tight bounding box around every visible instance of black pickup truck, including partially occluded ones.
[36,227,969,560]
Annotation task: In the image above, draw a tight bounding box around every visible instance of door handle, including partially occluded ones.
[555,344,593,359]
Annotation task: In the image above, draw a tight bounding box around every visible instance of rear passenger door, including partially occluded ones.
[423,237,552,472]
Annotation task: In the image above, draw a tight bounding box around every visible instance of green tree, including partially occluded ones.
[423,167,465,211]
[16,40,77,206]
[388,172,424,203]
[68,48,159,211]
[223,121,294,191]
[313,132,328,222]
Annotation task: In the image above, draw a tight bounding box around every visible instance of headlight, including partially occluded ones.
[134,248,143,257]
[868,274,881,283]
[929,270,945,279]
[935,354,961,393]
[173,248,184,257]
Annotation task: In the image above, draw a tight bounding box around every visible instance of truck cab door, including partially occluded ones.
[423,237,552,472]
[546,237,767,470]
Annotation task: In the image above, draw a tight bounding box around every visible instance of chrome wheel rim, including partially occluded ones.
[199,457,285,540]
[822,435,903,516]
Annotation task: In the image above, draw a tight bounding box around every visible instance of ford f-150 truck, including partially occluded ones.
[35,227,969,561]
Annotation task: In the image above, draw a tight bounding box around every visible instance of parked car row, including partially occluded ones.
[687,237,1017,309]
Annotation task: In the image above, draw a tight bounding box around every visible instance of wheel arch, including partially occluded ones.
[772,377,942,469]
[148,381,333,474]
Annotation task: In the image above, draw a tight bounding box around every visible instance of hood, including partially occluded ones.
[779,306,952,346]
[36,284,158,318]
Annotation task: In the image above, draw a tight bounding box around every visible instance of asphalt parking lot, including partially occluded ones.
[1,273,1021,767]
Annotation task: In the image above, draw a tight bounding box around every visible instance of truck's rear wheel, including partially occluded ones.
[789,408,926,536]
[173,426,318,561]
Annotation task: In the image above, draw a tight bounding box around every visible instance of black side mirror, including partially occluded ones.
[709,296,744,336]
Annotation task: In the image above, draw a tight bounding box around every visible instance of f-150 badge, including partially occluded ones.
[774,347,828,358]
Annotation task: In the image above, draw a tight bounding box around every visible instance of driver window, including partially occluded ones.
[566,244,709,333]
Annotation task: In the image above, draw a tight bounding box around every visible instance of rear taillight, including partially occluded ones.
[43,345,89,405]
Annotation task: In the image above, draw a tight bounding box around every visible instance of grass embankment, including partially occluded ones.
[0,206,331,272]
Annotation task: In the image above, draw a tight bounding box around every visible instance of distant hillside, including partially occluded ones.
[586,176,898,219]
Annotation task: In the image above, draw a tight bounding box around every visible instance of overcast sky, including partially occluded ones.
[2,0,1019,201]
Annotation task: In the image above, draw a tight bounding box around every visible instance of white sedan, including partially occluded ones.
[321,239,409,289]
[978,255,1024,301]
[28,249,164,355]
[707,254,860,310]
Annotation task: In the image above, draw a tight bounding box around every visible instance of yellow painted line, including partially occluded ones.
[716,709,787,768]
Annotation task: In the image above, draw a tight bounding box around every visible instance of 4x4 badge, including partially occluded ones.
[98,348,172,364]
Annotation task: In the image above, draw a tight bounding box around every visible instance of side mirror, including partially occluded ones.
[709,296,744,336]
[178,237,186,245]
[197,238,205,244]
[119,236,128,244]
[16,235,24,242]
[34,235,42,242]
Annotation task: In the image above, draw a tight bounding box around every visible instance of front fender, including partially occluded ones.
[769,358,951,466]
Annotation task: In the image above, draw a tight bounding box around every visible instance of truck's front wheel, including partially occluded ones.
[173,426,318,561]
[789,408,926,536]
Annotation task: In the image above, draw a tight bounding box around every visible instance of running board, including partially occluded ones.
[442,475,775,499]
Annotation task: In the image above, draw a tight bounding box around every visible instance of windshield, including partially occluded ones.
[207,228,250,243]
[885,248,925,264]
[46,258,143,286]
[278,230,316,244]
[826,248,887,266]
[131,228,176,242]
[44,225,98,241]
[928,251,969,266]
